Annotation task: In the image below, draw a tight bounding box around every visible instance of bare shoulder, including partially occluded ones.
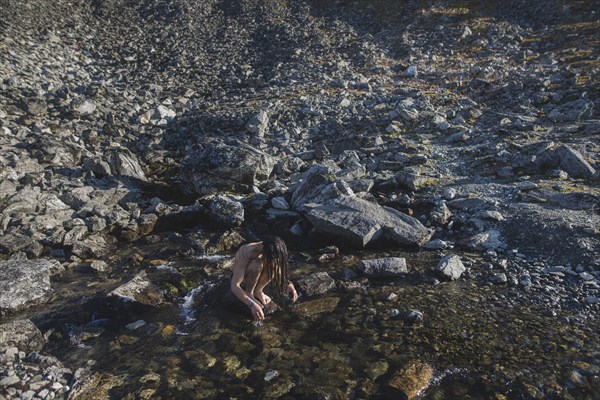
[235,242,261,262]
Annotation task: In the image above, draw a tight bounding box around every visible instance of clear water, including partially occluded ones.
[21,246,600,399]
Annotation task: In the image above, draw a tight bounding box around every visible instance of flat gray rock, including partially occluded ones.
[290,164,352,212]
[359,258,408,277]
[0,259,64,313]
[448,197,489,211]
[0,233,41,257]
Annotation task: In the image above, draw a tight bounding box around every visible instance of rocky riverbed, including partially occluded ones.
[1,0,599,399]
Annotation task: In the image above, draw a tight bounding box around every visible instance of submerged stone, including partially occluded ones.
[293,297,340,317]
[388,360,433,400]
[108,271,163,306]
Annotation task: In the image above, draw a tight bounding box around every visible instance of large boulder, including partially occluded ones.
[0,233,43,258]
[305,196,433,247]
[290,165,353,212]
[292,166,433,247]
[538,144,596,179]
[0,319,45,352]
[0,259,64,314]
[0,188,41,215]
[180,140,275,194]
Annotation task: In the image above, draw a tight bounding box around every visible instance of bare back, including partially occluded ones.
[230,242,270,302]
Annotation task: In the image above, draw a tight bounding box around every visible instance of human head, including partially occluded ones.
[261,235,289,298]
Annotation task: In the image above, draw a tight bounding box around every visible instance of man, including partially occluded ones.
[230,236,299,321]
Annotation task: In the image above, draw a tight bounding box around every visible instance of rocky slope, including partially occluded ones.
[1,0,599,398]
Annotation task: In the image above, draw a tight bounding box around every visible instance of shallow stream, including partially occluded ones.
[15,243,600,399]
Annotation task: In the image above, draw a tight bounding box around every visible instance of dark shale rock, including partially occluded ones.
[548,99,594,122]
[109,150,147,180]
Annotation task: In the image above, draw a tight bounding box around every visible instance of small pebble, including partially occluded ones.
[264,370,279,382]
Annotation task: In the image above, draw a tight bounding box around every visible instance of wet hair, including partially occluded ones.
[261,235,289,299]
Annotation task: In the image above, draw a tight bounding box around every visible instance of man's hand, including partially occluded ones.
[249,300,265,321]
[287,282,299,303]
[254,291,272,306]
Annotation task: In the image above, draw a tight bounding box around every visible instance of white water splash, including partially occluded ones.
[154,262,181,274]
[194,254,232,262]
[180,279,216,323]
[429,367,469,387]
[66,325,91,349]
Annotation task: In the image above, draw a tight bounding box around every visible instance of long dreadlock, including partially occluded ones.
[261,235,289,300]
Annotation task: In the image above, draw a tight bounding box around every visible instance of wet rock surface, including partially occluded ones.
[108,271,163,307]
[1,0,599,398]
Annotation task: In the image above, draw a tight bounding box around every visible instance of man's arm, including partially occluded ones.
[287,281,299,303]
[230,245,265,320]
